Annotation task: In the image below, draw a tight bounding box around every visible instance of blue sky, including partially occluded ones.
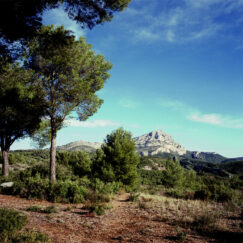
[12,0,243,158]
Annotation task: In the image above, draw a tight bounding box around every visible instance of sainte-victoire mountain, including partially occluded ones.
[134,130,186,156]
[57,130,187,156]
[57,129,241,163]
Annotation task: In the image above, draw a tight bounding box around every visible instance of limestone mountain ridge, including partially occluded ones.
[134,130,186,156]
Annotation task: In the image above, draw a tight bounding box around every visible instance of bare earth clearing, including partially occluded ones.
[0,193,241,243]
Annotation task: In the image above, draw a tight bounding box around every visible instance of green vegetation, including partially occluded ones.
[92,128,140,189]
[0,129,242,230]
[0,208,48,242]
[139,156,243,205]
[0,129,140,206]
[25,25,112,183]
[0,60,47,176]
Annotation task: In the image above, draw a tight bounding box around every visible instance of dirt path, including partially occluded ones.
[0,194,212,243]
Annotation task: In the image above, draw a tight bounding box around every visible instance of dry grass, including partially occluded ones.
[137,193,241,232]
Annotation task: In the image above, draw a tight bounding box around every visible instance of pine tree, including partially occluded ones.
[0,61,46,176]
[26,25,112,183]
[93,128,140,188]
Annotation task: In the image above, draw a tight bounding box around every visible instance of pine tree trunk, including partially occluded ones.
[50,112,57,183]
[2,150,9,177]
[50,131,56,183]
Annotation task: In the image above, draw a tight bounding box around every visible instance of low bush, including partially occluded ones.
[49,180,88,203]
[86,191,110,203]
[27,205,42,213]
[15,229,49,243]
[0,208,27,242]
[128,192,140,202]
[12,175,50,200]
[91,178,122,194]
[192,210,219,230]
[42,205,58,214]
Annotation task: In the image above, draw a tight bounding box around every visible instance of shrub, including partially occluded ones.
[12,175,50,200]
[49,180,87,203]
[128,192,140,202]
[27,205,42,213]
[91,178,122,194]
[161,159,186,188]
[15,229,49,242]
[0,208,28,242]
[42,205,58,214]
[84,203,106,216]
[176,229,187,242]
[92,128,140,188]
[56,151,92,177]
[192,210,219,230]
[86,191,110,203]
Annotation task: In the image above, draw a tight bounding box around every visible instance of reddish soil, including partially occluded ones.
[0,193,224,243]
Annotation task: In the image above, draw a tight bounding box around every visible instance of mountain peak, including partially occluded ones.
[134,130,186,156]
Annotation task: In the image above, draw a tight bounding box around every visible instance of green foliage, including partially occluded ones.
[93,128,140,188]
[84,202,106,216]
[25,25,112,182]
[176,229,187,242]
[13,175,50,200]
[42,205,58,214]
[49,180,87,203]
[0,208,27,242]
[91,178,122,194]
[0,0,131,52]
[0,61,47,176]
[162,159,186,188]
[26,205,42,213]
[56,151,92,177]
[31,120,51,149]
[8,168,87,203]
[27,205,58,214]
[0,207,48,242]
[139,156,243,204]
[128,192,140,202]
[14,229,49,243]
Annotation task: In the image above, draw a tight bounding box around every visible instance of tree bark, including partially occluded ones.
[50,112,57,183]
[2,150,9,177]
[50,130,56,183]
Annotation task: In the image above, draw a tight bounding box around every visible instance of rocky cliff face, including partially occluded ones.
[134,130,186,156]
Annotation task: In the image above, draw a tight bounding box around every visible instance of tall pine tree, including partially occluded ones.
[26,25,112,182]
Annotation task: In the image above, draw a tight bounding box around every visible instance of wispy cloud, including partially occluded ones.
[119,98,138,109]
[159,97,243,129]
[159,98,193,113]
[64,119,121,128]
[188,113,243,129]
[64,118,140,129]
[122,0,243,43]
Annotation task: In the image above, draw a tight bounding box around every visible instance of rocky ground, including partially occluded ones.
[0,193,242,243]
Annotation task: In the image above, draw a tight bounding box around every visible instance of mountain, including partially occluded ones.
[57,140,102,152]
[134,130,187,156]
[221,157,243,163]
[56,130,241,165]
[185,151,226,163]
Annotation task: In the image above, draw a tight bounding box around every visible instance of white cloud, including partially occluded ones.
[119,98,138,109]
[188,113,243,129]
[124,0,243,43]
[159,98,243,129]
[159,98,193,113]
[64,118,140,129]
[64,119,121,128]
